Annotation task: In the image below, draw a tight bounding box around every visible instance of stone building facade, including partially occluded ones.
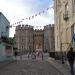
[44,26,50,52]
[54,0,75,55]
[14,24,55,54]
[33,29,44,52]
[15,25,34,53]
[44,24,55,56]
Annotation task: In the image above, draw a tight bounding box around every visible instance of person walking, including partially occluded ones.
[14,50,18,59]
[67,47,75,75]
[28,52,30,59]
[31,50,36,59]
[41,52,43,60]
[61,55,64,64]
[14,50,18,63]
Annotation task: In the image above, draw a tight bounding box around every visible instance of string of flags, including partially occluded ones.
[10,6,53,28]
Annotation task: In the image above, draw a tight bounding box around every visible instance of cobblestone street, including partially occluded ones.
[0,53,65,75]
[0,59,62,75]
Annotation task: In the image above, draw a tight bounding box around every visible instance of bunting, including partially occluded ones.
[29,17,30,20]
[10,6,53,28]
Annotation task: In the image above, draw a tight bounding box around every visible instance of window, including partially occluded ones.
[63,3,69,20]
[71,25,74,36]
[66,28,68,43]
[71,24,75,43]
[22,45,23,49]
[72,0,75,13]
[65,3,68,13]
[57,36,58,48]
[6,26,9,31]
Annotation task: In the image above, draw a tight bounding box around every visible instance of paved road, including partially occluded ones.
[16,53,49,61]
[0,54,63,75]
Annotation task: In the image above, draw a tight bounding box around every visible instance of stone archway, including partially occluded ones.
[33,30,44,52]
[35,43,42,52]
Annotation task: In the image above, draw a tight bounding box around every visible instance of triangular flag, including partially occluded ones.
[22,19,24,20]
[35,14,37,16]
[20,21,22,22]
[29,17,30,20]
[32,16,34,18]
[47,8,49,10]
[39,12,41,15]
[15,23,16,24]
[17,22,19,24]
[43,11,45,13]
[26,18,28,19]
[19,22,20,24]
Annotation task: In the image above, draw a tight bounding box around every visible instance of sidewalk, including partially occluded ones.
[47,57,71,75]
[0,59,14,69]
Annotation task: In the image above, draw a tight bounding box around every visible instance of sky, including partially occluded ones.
[0,0,54,37]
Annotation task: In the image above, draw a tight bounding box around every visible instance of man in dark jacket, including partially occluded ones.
[67,47,75,75]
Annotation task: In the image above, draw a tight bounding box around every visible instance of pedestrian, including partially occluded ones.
[14,50,18,58]
[37,52,39,56]
[28,52,30,59]
[67,47,75,75]
[31,50,36,59]
[42,53,43,60]
[14,50,18,63]
[61,55,64,64]
[42,52,43,60]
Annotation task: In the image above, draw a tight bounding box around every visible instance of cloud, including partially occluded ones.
[0,0,32,23]
[23,15,51,26]
[0,0,54,37]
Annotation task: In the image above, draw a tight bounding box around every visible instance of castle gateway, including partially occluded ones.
[14,24,55,54]
[33,29,44,52]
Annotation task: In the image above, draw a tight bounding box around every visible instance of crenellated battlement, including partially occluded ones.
[16,24,54,31]
[44,24,54,30]
[16,24,33,30]
[34,29,43,31]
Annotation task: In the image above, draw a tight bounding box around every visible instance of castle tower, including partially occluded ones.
[44,24,55,57]
[15,24,34,53]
